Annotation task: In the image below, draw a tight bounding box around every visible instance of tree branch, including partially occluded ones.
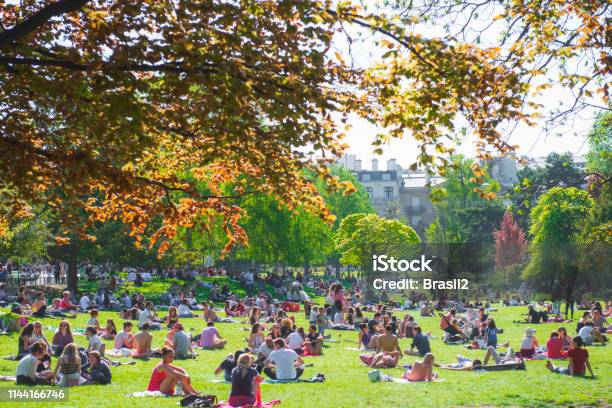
[0,0,91,46]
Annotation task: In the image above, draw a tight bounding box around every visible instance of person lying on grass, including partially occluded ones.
[546,336,595,378]
[263,338,304,380]
[404,325,431,356]
[199,321,227,349]
[147,347,200,396]
[81,350,111,385]
[16,342,52,385]
[403,353,436,382]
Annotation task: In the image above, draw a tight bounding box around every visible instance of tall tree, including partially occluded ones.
[523,187,594,290]
[493,210,527,271]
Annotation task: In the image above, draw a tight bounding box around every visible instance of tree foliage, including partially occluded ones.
[0,0,608,256]
[493,210,527,271]
[523,187,593,281]
[335,213,420,271]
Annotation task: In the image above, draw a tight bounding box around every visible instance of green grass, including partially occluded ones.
[0,299,610,407]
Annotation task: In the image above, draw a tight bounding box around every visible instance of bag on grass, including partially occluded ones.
[180,394,217,407]
[368,369,381,382]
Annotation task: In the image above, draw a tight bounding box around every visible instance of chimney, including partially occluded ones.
[387,159,396,171]
[372,158,378,171]
[355,159,362,171]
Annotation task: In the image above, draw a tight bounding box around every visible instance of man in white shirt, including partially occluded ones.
[79,293,91,311]
[178,299,194,317]
[286,328,305,354]
[142,272,153,282]
[16,342,51,385]
[264,338,304,380]
[127,271,136,281]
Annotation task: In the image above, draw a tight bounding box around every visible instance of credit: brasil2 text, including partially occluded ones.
[372,278,469,290]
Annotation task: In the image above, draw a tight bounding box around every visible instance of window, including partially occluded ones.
[411,196,420,208]
[382,173,391,181]
[384,187,393,200]
[362,174,370,181]
[411,215,422,226]
[366,187,373,199]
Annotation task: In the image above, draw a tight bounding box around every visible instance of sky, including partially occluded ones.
[331,1,606,170]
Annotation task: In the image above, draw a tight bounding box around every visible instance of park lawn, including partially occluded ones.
[0,303,610,407]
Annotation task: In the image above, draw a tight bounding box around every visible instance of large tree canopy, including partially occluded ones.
[1,0,608,255]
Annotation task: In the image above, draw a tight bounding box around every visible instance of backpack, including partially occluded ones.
[179,394,217,407]
[368,369,381,382]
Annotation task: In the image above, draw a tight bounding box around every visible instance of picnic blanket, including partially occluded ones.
[215,400,281,408]
[391,378,445,383]
[127,391,170,397]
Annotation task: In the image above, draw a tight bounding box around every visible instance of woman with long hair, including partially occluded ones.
[268,323,281,340]
[52,343,82,386]
[52,320,74,357]
[248,323,265,353]
[18,323,35,358]
[228,353,262,407]
[166,307,179,329]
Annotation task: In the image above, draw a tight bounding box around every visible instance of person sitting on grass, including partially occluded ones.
[264,338,304,380]
[376,324,402,356]
[305,325,324,355]
[139,302,162,330]
[132,323,155,358]
[229,354,264,407]
[248,323,266,354]
[87,309,100,331]
[147,347,200,396]
[358,323,373,350]
[286,327,305,356]
[546,336,595,378]
[177,299,194,318]
[114,321,134,350]
[202,302,219,323]
[403,353,436,382]
[52,343,82,387]
[81,350,111,385]
[101,319,117,340]
[166,307,179,329]
[558,326,572,351]
[17,323,35,359]
[519,327,538,358]
[199,321,227,349]
[58,291,78,312]
[52,321,74,357]
[547,331,567,359]
[172,322,196,359]
[16,342,52,385]
[405,326,431,356]
[440,309,465,341]
[215,349,247,382]
[85,326,106,356]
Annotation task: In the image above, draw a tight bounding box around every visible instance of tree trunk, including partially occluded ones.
[304,261,310,276]
[334,258,341,281]
[66,256,79,295]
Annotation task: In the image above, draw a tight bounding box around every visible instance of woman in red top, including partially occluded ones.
[546,336,595,377]
[147,347,200,395]
[546,331,567,359]
[59,291,78,311]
